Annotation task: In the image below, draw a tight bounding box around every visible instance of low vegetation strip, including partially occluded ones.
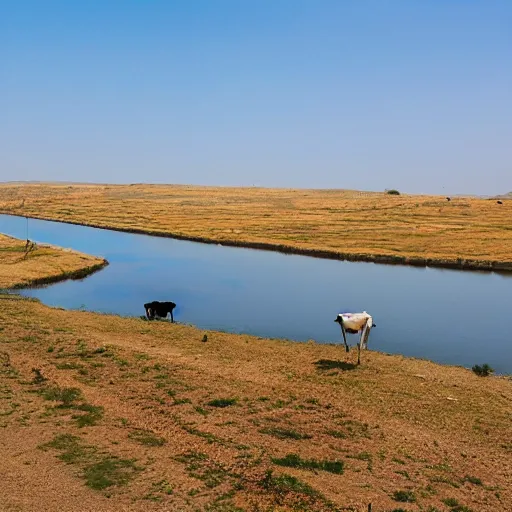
[1,183,512,271]
[0,233,107,289]
[0,295,510,511]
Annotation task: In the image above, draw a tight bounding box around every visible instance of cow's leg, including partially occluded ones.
[340,324,349,353]
[170,310,174,323]
[362,325,371,349]
[357,326,367,365]
[145,307,152,320]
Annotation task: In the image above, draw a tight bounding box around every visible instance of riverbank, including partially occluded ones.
[0,294,510,512]
[0,233,108,289]
[1,183,511,272]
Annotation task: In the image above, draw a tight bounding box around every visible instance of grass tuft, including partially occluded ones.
[129,429,166,447]
[40,433,140,490]
[207,398,237,408]
[84,456,139,490]
[42,386,83,406]
[271,453,343,474]
[259,427,312,440]
[392,489,416,502]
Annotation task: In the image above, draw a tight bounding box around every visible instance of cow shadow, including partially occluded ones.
[314,359,357,372]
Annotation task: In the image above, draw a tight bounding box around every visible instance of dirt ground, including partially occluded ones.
[1,183,512,271]
[1,295,510,512]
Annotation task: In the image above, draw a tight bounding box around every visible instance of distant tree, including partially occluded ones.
[386,189,400,195]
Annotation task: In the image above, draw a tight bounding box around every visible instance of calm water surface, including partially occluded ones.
[1,214,511,373]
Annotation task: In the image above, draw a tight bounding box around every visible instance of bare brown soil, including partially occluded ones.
[0,233,107,289]
[1,183,512,271]
[1,295,510,512]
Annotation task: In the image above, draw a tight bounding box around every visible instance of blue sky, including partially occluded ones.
[1,1,511,195]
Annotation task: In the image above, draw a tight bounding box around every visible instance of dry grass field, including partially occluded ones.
[0,233,107,289]
[1,295,511,512]
[1,183,511,271]
[1,187,511,511]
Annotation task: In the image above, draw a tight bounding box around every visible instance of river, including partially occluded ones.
[1,214,511,373]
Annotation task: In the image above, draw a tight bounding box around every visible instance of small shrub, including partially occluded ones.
[207,398,237,408]
[472,364,493,377]
[443,498,460,507]
[392,489,416,502]
[386,189,400,195]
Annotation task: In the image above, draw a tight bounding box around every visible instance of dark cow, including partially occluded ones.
[144,301,176,322]
[446,197,451,201]
[497,200,503,205]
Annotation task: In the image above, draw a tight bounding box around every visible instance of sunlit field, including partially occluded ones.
[0,233,106,289]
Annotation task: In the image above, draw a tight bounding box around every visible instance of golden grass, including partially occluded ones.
[1,183,511,271]
[0,233,107,289]
[1,295,510,511]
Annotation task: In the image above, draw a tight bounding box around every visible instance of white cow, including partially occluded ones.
[334,312,375,365]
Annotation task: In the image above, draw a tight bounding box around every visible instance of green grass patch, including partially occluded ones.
[207,398,237,408]
[40,385,103,427]
[129,429,166,447]
[271,453,343,474]
[260,470,333,509]
[182,425,223,444]
[259,427,312,440]
[175,451,227,488]
[56,362,84,370]
[463,475,482,485]
[40,433,140,490]
[326,419,370,439]
[84,456,139,490]
[72,404,104,427]
[42,386,83,406]
[39,434,95,464]
[392,489,416,502]
[143,479,173,500]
